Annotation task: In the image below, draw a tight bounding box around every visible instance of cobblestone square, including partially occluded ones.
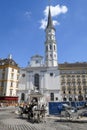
[0,107,87,130]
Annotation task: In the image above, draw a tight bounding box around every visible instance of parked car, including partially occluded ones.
[79,111,87,117]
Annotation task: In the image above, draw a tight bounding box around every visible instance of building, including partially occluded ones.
[1,5,87,105]
[59,62,87,101]
[18,6,61,104]
[0,55,19,105]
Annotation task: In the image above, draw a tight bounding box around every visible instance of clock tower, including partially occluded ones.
[45,6,58,67]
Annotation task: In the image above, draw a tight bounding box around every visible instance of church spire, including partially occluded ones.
[46,6,55,30]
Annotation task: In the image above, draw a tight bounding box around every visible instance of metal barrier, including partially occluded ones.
[49,101,86,115]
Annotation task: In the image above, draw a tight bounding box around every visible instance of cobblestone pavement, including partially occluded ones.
[0,107,87,130]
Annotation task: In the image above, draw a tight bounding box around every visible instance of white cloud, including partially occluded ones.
[40,19,47,30]
[40,4,68,29]
[24,11,31,19]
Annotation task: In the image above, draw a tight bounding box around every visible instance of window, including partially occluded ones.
[36,60,39,63]
[34,74,39,90]
[69,91,71,94]
[22,74,25,77]
[11,73,14,79]
[56,97,58,101]
[12,68,14,72]
[50,73,53,76]
[3,68,5,71]
[10,89,12,96]
[11,82,13,87]
[69,97,72,101]
[50,45,52,50]
[2,73,5,79]
[50,54,52,58]
[17,75,19,80]
[16,83,18,88]
[50,93,54,101]
[1,82,4,87]
[21,93,25,101]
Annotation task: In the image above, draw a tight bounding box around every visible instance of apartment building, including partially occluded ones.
[0,55,19,105]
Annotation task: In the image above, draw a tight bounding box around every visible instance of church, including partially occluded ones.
[18,6,61,104]
[18,5,87,104]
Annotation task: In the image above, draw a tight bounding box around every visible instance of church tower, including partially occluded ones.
[45,6,58,67]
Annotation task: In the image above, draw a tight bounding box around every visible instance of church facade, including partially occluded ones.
[18,7,61,104]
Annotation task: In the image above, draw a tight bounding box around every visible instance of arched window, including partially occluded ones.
[21,93,25,101]
[34,74,39,90]
[50,45,52,50]
[50,93,54,101]
[78,95,83,101]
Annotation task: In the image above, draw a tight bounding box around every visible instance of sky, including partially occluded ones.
[0,0,87,67]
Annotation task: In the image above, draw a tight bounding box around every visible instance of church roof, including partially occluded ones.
[31,54,43,59]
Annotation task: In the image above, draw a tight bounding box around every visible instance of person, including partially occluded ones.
[41,104,45,110]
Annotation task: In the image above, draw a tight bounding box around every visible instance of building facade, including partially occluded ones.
[59,62,87,101]
[0,55,19,105]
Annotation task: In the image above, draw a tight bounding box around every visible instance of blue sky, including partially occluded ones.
[0,0,87,67]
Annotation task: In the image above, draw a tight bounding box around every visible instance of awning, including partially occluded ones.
[0,96,18,101]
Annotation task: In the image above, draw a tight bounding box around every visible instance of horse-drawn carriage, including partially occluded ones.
[19,103,46,123]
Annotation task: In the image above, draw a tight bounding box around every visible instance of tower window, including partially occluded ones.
[50,45,52,50]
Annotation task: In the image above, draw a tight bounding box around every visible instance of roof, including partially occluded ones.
[0,58,18,67]
[59,62,87,70]
[31,54,43,59]
[46,6,55,30]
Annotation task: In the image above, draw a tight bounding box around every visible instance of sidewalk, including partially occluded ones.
[46,115,87,123]
[0,106,16,111]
